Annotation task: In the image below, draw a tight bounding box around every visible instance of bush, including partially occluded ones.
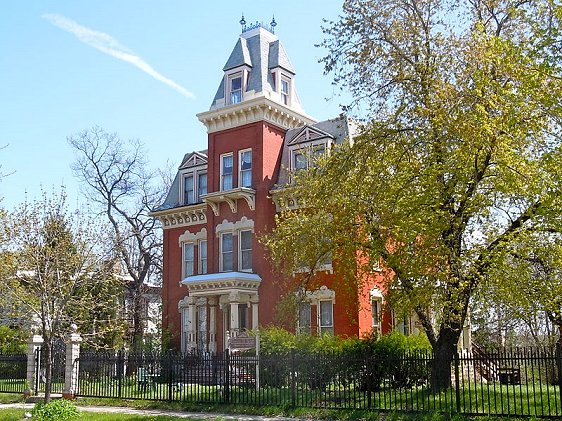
[341,332,432,391]
[32,399,80,421]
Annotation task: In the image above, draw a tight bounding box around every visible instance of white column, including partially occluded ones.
[229,291,240,334]
[63,325,81,399]
[26,334,43,396]
[208,297,218,354]
[187,297,197,352]
[251,295,259,330]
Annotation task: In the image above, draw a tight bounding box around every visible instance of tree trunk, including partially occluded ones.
[431,328,460,393]
[43,340,52,403]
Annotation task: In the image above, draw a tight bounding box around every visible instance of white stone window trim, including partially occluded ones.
[178,228,207,246]
[215,217,254,236]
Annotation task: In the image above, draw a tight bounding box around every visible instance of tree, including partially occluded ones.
[0,192,119,401]
[69,127,165,351]
[475,233,562,347]
[265,0,562,391]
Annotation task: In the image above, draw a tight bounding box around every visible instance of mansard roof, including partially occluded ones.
[155,150,208,211]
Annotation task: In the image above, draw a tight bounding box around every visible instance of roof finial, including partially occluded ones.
[270,15,277,34]
[240,13,246,31]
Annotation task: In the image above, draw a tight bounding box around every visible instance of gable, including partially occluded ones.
[179,151,208,170]
[287,126,334,146]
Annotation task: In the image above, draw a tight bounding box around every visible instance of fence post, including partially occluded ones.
[290,350,296,408]
[556,342,562,415]
[63,325,81,399]
[25,334,43,397]
[117,349,124,399]
[454,351,461,414]
[167,350,173,402]
[224,349,230,404]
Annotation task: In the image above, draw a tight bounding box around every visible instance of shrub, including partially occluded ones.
[32,399,80,421]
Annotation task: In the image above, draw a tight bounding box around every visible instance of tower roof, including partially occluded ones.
[209,26,303,113]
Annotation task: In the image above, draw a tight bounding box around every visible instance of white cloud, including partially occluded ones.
[43,13,195,99]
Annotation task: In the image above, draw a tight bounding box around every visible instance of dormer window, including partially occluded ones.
[182,171,207,205]
[281,77,290,105]
[229,73,243,104]
[183,174,194,205]
[291,142,327,172]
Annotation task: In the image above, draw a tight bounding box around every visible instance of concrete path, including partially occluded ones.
[0,403,302,420]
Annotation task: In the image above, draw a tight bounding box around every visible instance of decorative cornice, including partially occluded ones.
[203,188,256,216]
[197,96,316,133]
[151,203,207,229]
[181,272,262,296]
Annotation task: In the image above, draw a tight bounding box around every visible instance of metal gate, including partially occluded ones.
[35,341,65,394]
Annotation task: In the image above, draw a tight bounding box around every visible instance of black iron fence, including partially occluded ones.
[0,352,27,393]
[74,346,562,418]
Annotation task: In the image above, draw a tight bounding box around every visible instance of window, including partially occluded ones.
[292,144,327,172]
[239,230,252,271]
[198,173,207,197]
[183,243,194,278]
[183,174,194,205]
[293,150,307,171]
[239,149,252,188]
[371,299,381,334]
[229,73,242,104]
[238,305,248,330]
[198,240,207,274]
[220,233,233,272]
[281,77,290,105]
[319,300,334,335]
[297,302,311,334]
[221,154,233,191]
[182,172,207,204]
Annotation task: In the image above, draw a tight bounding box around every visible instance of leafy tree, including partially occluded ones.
[0,192,120,401]
[69,127,166,351]
[476,233,562,347]
[265,0,562,391]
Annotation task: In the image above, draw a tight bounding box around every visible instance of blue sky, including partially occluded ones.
[0,1,348,211]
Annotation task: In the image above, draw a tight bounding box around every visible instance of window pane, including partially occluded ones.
[240,230,252,271]
[199,240,207,275]
[222,233,233,271]
[319,301,333,327]
[294,151,307,170]
[230,76,242,104]
[183,175,194,205]
[183,243,194,277]
[240,150,252,188]
[298,302,311,334]
[281,79,289,105]
[222,155,233,190]
[198,173,207,198]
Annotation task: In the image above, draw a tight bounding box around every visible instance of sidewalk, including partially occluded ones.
[1,403,302,420]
